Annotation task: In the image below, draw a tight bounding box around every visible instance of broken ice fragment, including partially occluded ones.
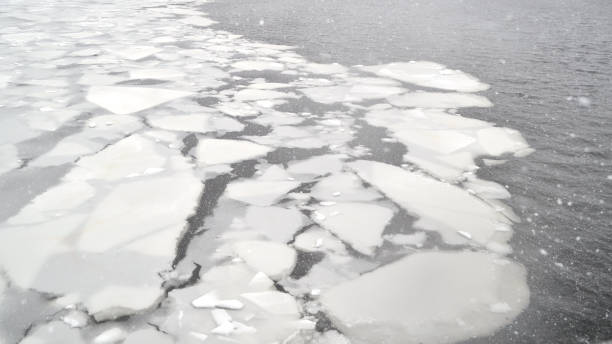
[86,86,193,115]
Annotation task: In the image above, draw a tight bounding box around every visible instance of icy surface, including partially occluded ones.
[0,0,533,342]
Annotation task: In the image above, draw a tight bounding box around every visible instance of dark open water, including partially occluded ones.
[201,0,612,342]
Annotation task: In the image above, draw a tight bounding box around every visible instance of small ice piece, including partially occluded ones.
[310,289,322,297]
[457,230,473,240]
[87,86,193,115]
[388,92,492,108]
[313,202,394,256]
[215,299,245,310]
[93,327,126,344]
[192,291,219,308]
[61,310,89,328]
[477,127,530,156]
[195,139,272,165]
[320,251,529,344]
[233,240,297,280]
[241,291,300,316]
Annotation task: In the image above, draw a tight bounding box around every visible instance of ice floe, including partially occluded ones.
[321,251,529,344]
[87,86,193,115]
[388,91,493,108]
[361,61,489,92]
[350,160,512,247]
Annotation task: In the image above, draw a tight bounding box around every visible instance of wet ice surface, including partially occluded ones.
[0,1,534,343]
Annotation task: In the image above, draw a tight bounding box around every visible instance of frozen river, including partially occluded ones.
[0,0,610,343]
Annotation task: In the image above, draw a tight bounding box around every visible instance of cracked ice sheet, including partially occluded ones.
[0,134,203,319]
[349,160,514,251]
[320,251,529,344]
[360,61,490,92]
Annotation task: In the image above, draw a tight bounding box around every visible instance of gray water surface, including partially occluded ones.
[202,0,612,342]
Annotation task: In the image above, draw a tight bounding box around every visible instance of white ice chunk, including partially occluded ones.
[233,240,297,280]
[388,92,492,108]
[87,86,193,115]
[195,139,272,165]
[313,202,394,256]
[361,61,489,92]
[320,251,529,344]
[477,127,530,156]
